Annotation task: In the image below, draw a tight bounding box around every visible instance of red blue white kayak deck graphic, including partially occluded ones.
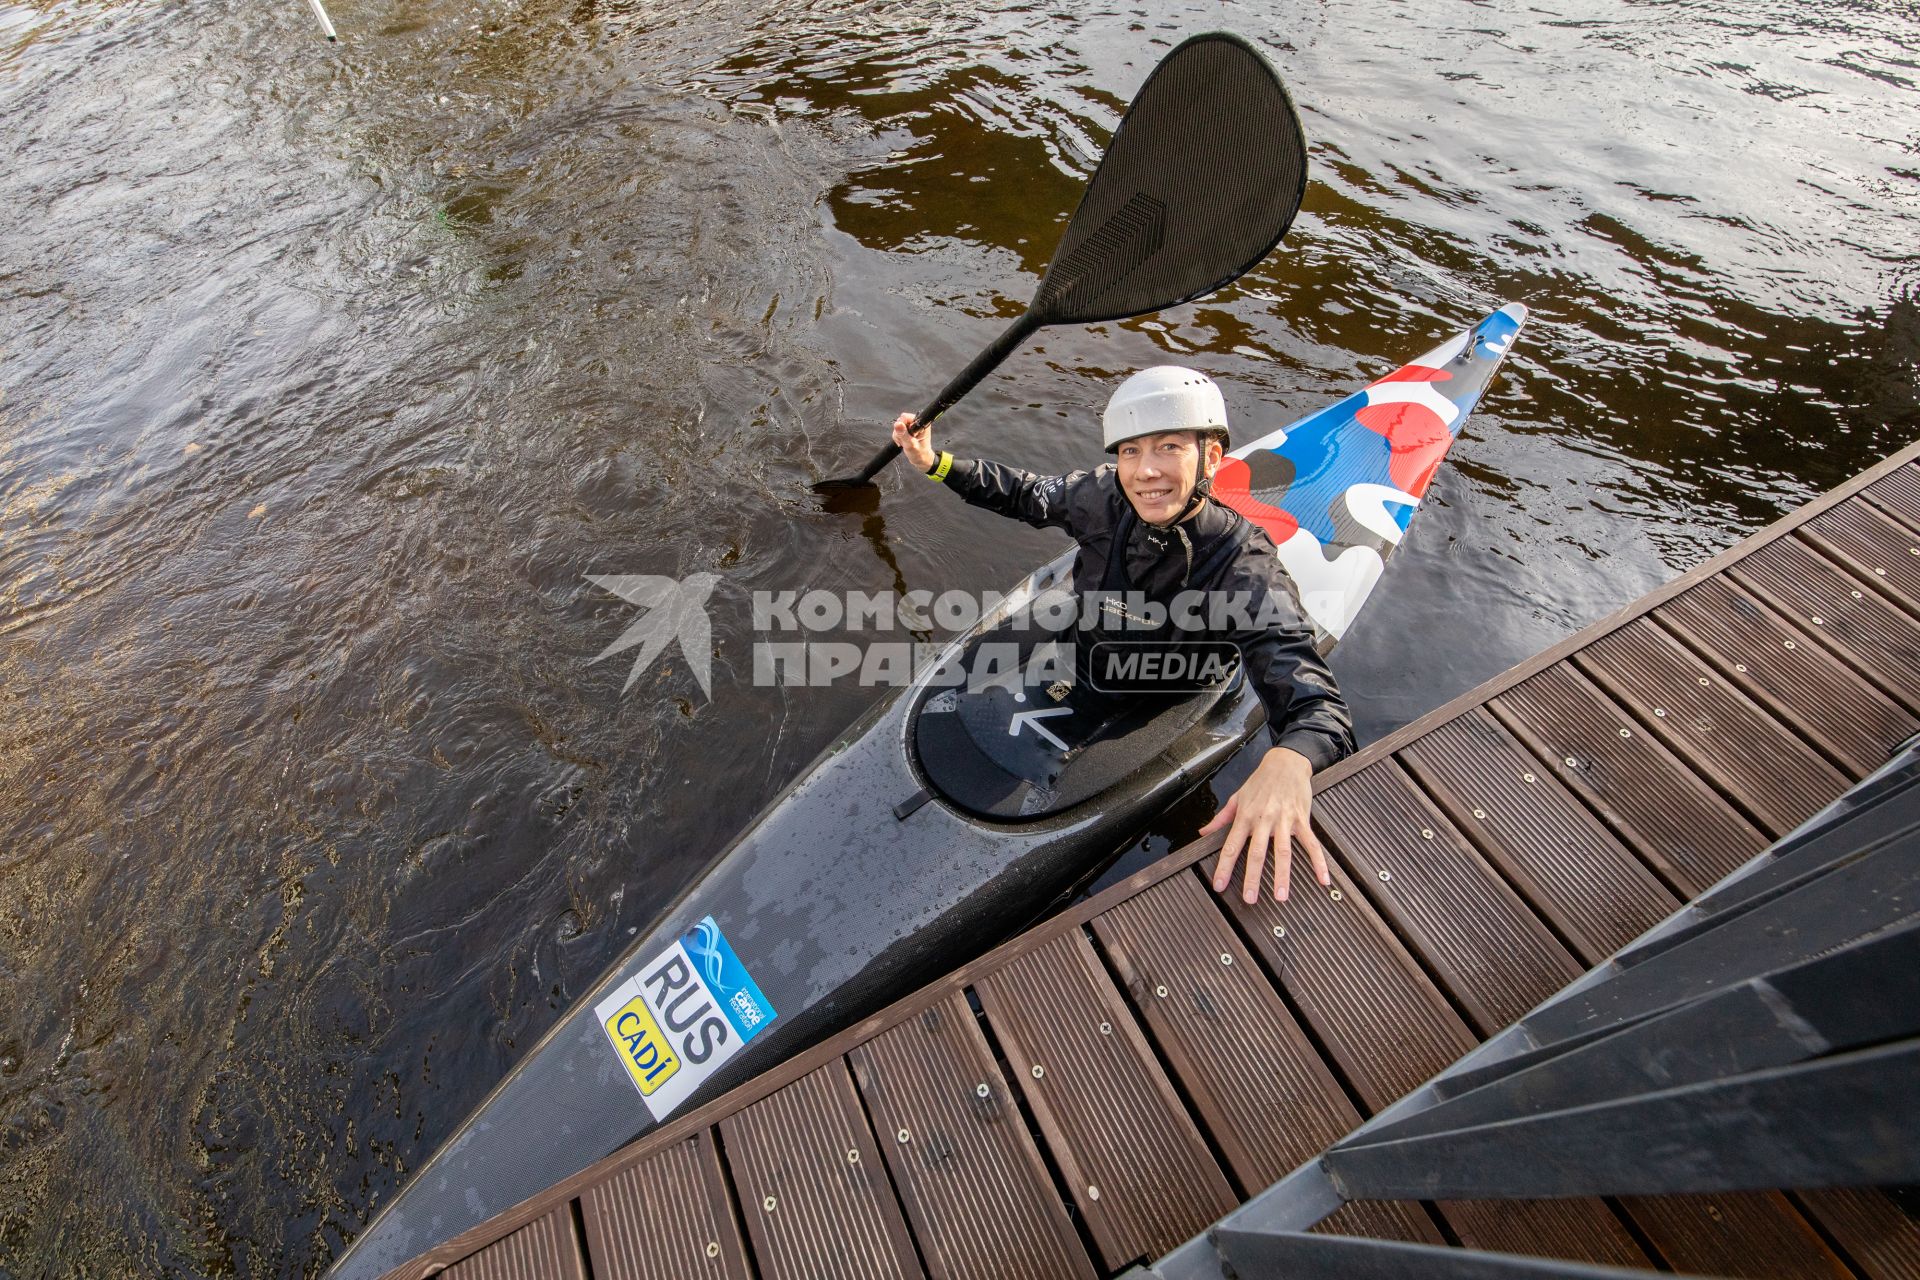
[595,916,776,1121]
[1214,304,1527,641]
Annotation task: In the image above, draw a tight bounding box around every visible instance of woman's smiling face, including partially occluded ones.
[1115,431,1222,524]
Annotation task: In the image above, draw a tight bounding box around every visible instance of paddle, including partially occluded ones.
[814,31,1309,492]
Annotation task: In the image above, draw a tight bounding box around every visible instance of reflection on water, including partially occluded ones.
[0,0,1914,1272]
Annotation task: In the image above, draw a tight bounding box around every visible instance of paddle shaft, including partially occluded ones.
[833,311,1042,487]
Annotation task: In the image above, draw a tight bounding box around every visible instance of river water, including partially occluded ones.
[0,0,1914,1273]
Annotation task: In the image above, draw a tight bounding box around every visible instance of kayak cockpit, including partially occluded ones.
[910,604,1243,820]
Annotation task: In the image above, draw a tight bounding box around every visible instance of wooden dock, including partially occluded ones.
[378,441,1920,1280]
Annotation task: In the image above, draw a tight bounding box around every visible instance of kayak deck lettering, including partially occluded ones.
[375,444,1920,1280]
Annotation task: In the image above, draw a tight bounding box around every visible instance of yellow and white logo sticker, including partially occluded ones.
[605,994,679,1096]
[595,915,777,1122]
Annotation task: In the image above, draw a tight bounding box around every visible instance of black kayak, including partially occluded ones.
[328,304,1527,1278]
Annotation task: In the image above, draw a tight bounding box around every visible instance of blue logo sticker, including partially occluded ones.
[681,916,777,1043]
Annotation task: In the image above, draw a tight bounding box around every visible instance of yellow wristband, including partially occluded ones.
[926,451,953,482]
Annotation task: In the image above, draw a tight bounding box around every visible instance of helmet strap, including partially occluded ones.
[1175,472,1212,524]
[1170,435,1223,524]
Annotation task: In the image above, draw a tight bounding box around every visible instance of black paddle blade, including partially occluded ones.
[812,33,1306,493]
[1030,33,1307,325]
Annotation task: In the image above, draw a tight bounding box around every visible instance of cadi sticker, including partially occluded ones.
[594,915,777,1121]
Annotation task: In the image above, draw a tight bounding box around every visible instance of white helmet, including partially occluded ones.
[1102,366,1229,453]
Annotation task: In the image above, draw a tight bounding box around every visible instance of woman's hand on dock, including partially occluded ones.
[1201,746,1330,904]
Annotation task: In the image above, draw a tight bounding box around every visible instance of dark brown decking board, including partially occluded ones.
[718,1059,924,1280]
[1864,463,1920,530]
[1802,496,1920,613]
[375,437,1920,1280]
[1654,576,1918,779]
[1430,1197,1649,1269]
[1211,867,1650,1269]
[1796,1187,1920,1280]
[846,996,1097,1280]
[1491,663,1767,895]
[1315,1201,1440,1241]
[1575,617,1851,836]
[578,1133,750,1280]
[1397,707,1679,961]
[1208,864,1474,1110]
[972,929,1237,1271]
[1731,538,1920,713]
[1613,1194,1853,1280]
[1312,760,1582,1030]
[442,1206,585,1280]
[1089,873,1443,1247]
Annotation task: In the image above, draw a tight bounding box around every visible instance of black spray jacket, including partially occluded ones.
[941,457,1356,773]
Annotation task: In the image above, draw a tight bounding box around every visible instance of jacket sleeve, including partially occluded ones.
[1220,560,1356,773]
[940,458,1093,534]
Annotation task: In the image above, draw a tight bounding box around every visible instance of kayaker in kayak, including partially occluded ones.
[890,365,1354,904]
